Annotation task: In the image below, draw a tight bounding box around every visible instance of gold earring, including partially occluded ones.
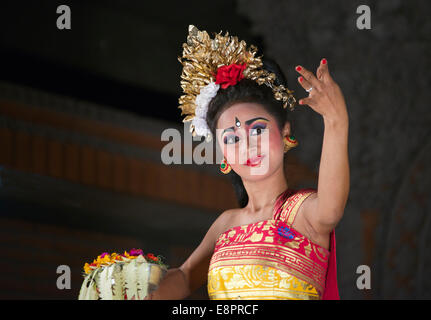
[284,136,298,153]
[220,157,232,174]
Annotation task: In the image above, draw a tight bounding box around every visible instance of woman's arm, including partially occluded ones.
[146,268,192,300]
[147,210,229,299]
[315,117,349,231]
[294,59,350,235]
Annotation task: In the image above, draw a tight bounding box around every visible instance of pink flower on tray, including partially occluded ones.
[129,248,143,256]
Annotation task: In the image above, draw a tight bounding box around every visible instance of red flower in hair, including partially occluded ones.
[215,63,247,89]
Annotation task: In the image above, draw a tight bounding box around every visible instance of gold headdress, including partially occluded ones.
[178,25,297,141]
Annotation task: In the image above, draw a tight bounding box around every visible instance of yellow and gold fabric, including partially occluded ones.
[207,188,330,300]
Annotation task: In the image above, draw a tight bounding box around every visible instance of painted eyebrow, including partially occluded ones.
[245,117,269,126]
[221,117,269,136]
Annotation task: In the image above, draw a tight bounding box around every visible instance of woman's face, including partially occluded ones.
[216,102,290,181]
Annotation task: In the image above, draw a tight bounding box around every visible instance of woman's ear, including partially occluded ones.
[282,121,291,138]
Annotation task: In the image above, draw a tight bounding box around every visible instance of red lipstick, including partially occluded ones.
[246,154,264,167]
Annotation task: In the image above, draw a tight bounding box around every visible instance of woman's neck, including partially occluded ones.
[242,165,288,214]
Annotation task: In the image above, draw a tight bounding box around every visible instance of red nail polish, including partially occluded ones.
[321,58,327,65]
[299,76,303,82]
[296,66,302,72]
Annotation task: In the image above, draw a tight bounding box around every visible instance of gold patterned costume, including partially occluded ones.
[207,188,332,300]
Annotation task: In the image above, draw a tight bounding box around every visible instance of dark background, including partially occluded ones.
[0,0,430,299]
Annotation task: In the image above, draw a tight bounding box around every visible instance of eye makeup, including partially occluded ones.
[244,117,269,126]
[221,117,270,144]
[223,134,239,144]
[249,118,269,136]
[221,117,269,135]
[250,119,268,129]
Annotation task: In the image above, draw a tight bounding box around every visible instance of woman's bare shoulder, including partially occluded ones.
[209,208,242,241]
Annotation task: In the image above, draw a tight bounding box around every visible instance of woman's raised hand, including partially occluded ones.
[295,59,348,123]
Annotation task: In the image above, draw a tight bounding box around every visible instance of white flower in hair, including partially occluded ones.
[191,82,220,141]
[192,117,210,136]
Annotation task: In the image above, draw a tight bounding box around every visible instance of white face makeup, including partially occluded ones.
[216,102,286,180]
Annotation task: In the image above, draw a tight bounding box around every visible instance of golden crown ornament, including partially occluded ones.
[178,25,297,142]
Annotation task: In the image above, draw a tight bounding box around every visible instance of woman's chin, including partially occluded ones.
[237,164,274,181]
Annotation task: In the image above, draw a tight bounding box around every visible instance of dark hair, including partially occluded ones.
[206,58,293,208]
